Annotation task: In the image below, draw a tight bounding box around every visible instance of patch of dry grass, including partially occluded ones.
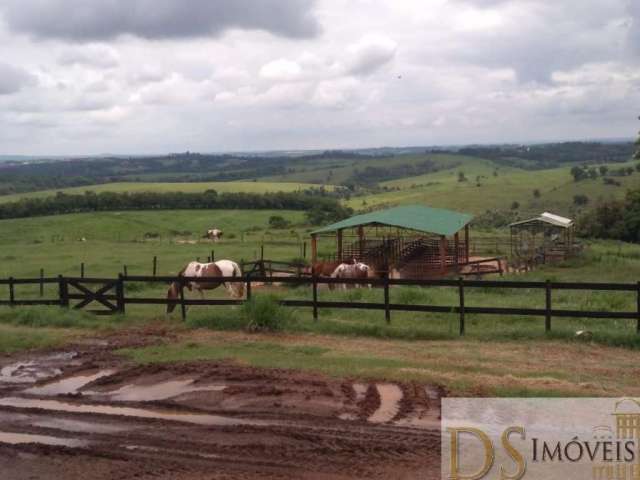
[176,329,640,397]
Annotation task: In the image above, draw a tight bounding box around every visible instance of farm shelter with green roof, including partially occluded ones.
[310,204,479,277]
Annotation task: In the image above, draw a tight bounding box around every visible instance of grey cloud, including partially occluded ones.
[0,0,321,41]
[0,63,33,95]
[58,45,120,69]
[346,35,397,75]
[447,1,630,83]
[628,1,640,54]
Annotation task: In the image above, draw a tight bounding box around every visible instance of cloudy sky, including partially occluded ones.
[0,0,638,155]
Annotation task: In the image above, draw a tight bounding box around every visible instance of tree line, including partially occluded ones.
[0,150,380,195]
[459,142,634,170]
[578,188,640,242]
[0,190,353,225]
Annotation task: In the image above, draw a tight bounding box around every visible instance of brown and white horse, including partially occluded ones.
[304,259,357,290]
[167,259,243,313]
[330,261,372,290]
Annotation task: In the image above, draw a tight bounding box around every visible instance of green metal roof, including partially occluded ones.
[311,204,473,236]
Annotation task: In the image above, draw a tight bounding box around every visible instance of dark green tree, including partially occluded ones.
[635,115,640,160]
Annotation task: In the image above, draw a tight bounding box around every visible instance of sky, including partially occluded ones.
[0,0,638,155]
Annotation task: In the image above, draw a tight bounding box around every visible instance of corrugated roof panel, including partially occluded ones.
[509,212,573,229]
[311,204,473,236]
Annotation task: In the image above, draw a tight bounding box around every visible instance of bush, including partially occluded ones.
[573,194,589,206]
[268,215,290,229]
[242,295,292,332]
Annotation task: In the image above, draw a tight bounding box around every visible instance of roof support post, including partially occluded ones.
[357,226,365,261]
[454,232,460,268]
[464,224,470,264]
[440,235,447,274]
[337,229,343,262]
[311,234,318,265]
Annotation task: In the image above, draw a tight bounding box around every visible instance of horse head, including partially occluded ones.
[166,282,180,313]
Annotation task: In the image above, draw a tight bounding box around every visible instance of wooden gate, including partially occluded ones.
[61,277,124,315]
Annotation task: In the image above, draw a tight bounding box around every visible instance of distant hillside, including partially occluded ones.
[0,141,633,197]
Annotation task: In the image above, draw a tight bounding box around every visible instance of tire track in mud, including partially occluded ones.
[0,345,442,479]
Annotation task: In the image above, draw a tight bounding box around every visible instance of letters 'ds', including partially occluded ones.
[447,426,526,480]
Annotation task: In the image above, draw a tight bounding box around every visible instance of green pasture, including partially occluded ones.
[0,181,329,204]
[261,153,466,184]
[0,206,639,397]
[349,158,638,216]
[0,209,307,280]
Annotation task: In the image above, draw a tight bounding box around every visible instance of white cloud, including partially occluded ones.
[259,59,303,81]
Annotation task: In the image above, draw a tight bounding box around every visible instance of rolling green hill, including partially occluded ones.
[346,158,638,217]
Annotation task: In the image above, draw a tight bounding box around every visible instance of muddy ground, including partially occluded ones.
[0,330,441,479]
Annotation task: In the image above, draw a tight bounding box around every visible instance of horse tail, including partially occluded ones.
[232,261,244,298]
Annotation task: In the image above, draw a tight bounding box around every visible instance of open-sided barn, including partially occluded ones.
[309,204,480,278]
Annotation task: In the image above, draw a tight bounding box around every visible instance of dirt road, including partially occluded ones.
[0,333,441,479]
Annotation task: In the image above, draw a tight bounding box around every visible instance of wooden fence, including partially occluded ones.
[1,274,639,335]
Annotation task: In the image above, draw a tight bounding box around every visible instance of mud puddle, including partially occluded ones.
[32,418,129,434]
[25,370,116,396]
[89,379,226,402]
[0,431,88,448]
[0,352,80,385]
[124,444,221,460]
[368,384,403,423]
[0,397,265,427]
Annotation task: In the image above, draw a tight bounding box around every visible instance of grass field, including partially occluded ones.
[0,209,307,278]
[262,153,465,184]
[348,158,639,217]
[0,181,330,204]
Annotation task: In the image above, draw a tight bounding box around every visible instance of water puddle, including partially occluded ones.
[24,370,116,396]
[0,397,264,427]
[124,444,221,460]
[368,384,403,424]
[0,352,79,385]
[32,418,128,434]
[91,379,226,402]
[0,431,88,448]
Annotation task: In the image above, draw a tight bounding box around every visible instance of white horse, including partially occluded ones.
[167,259,243,313]
[330,261,372,290]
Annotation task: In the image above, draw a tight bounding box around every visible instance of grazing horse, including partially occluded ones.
[330,262,371,290]
[167,259,243,313]
[205,229,223,242]
[304,259,358,290]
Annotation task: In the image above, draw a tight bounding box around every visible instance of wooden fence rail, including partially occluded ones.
[1,275,639,335]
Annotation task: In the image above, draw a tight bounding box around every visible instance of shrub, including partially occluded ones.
[242,295,292,332]
[573,194,589,206]
[268,215,290,229]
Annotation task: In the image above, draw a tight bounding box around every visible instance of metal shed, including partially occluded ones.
[310,204,474,277]
[509,212,577,263]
